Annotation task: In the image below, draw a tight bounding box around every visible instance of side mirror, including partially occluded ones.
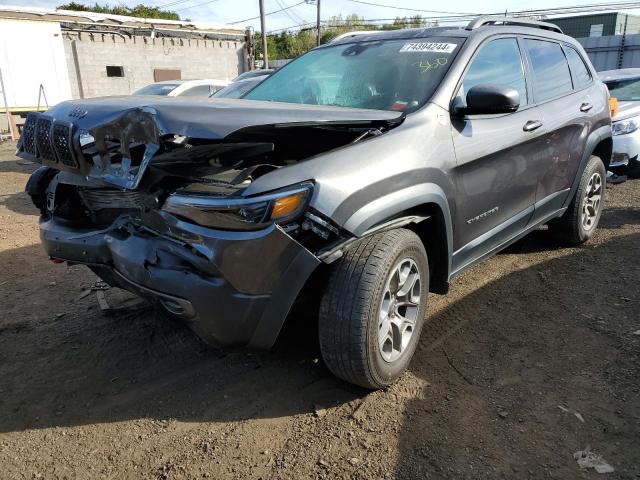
[454,84,520,116]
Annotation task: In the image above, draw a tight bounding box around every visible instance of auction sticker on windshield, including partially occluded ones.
[399,42,457,53]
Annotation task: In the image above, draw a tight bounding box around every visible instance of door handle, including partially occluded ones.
[523,120,543,132]
[580,102,593,112]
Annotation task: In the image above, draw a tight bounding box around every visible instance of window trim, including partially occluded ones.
[449,34,534,117]
[561,44,594,93]
[519,36,575,106]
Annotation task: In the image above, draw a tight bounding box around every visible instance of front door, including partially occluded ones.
[450,37,545,273]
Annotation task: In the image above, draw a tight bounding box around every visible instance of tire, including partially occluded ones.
[550,155,605,245]
[319,228,429,389]
[626,158,640,178]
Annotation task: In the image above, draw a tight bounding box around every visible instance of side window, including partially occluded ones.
[459,38,527,106]
[564,46,592,89]
[523,39,573,102]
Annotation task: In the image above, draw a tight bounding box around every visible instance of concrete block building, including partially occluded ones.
[0,6,250,114]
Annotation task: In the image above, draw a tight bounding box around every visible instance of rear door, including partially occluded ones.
[450,37,546,273]
[520,38,602,222]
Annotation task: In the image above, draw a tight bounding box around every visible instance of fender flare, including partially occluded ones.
[340,182,453,277]
[563,125,612,208]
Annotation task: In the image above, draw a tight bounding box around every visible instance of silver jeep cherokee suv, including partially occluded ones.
[20,16,611,389]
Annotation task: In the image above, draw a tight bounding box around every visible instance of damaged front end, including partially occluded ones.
[19,98,401,347]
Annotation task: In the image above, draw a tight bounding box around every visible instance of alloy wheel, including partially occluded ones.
[378,258,421,363]
[582,171,602,230]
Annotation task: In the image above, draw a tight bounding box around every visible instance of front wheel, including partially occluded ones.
[319,229,429,389]
[550,155,605,245]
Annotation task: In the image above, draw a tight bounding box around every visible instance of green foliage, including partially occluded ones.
[255,29,317,60]
[256,13,440,60]
[57,2,181,20]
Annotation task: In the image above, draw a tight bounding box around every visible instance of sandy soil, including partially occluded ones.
[0,140,638,479]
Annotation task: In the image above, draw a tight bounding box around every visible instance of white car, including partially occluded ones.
[132,79,230,97]
[600,68,640,177]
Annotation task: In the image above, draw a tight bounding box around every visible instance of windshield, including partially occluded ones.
[245,37,463,112]
[605,78,640,101]
[132,83,181,96]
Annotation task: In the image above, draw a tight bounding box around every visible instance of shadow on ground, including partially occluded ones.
[396,230,640,479]
[0,244,361,434]
[0,196,638,479]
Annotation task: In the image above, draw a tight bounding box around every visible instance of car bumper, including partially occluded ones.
[611,129,640,168]
[40,212,320,348]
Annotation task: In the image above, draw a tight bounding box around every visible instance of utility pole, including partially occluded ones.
[259,0,269,69]
[316,0,321,46]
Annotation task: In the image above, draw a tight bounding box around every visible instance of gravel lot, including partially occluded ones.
[0,140,638,479]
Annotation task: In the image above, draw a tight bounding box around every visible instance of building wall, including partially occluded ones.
[63,32,246,99]
[549,13,640,39]
[578,33,640,71]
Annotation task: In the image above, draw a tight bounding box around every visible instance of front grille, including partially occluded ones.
[52,123,77,167]
[21,113,38,157]
[79,188,144,211]
[35,117,55,163]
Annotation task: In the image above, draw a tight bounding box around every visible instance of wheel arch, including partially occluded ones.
[592,135,613,170]
[564,125,612,208]
[339,184,453,295]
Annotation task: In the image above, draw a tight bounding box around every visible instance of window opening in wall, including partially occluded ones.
[106,66,125,77]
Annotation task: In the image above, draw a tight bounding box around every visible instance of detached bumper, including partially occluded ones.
[40,213,320,348]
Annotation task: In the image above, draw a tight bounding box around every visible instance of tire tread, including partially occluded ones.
[319,229,427,389]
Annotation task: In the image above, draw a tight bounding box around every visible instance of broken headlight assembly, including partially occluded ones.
[162,182,314,230]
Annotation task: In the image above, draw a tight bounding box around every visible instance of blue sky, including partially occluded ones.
[1,0,639,32]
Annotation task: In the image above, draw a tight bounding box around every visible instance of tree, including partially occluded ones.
[57,2,181,20]
[254,12,437,61]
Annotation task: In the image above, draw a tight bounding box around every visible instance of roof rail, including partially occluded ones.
[465,16,563,34]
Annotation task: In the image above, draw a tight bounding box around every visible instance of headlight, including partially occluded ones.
[612,116,640,136]
[162,182,313,230]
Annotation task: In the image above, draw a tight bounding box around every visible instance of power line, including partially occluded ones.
[229,1,308,24]
[348,1,477,15]
[268,1,640,33]
[268,21,315,33]
[275,0,307,25]
[173,0,223,12]
[156,0,202,10]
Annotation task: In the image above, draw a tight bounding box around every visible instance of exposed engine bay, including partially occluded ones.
[19,99,403,256]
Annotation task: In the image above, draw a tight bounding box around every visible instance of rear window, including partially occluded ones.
[178,85,213,97]
[524,39,573,102]
[565,46,592,89]
[132,83,180,96]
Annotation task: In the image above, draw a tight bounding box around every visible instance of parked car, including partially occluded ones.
[132,79,229,97]
[233,69,274,82]
[600,68,640,177]
[212,75,270,99]
[19,16,611,389]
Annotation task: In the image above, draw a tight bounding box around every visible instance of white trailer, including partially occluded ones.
[0,18,72,136]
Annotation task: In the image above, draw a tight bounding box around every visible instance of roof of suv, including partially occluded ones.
[328,16,568,46]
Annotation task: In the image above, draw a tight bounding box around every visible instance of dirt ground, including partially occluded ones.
[0,139,638,480]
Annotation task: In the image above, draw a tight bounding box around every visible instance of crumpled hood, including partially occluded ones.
[46,96,403,140]
[18,96,404,190]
